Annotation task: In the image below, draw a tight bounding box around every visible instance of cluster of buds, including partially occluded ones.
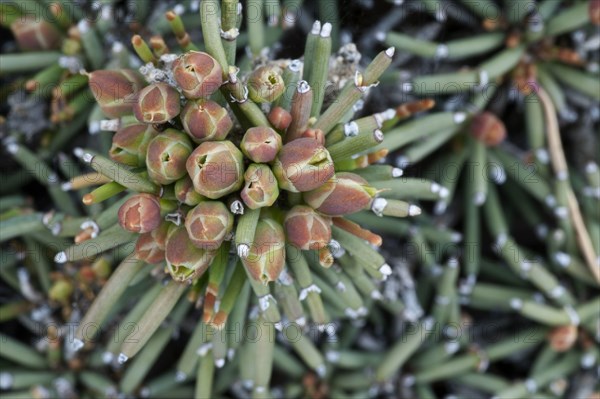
[73,7,435,372]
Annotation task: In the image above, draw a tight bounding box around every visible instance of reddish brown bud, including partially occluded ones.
[470,111,507,147]
[248,66,285,103]
[241,219,285,283]
[133,83,181,123]
[88,69,146,118]
[185,201,234,250]
[240,126,282,163]
[10,17,61,50]
[118,193,162,233]
[109,123,159,167]
[165,226,216,282]
[134,221,170,263]
[304,173,376,216]
[284,205,331,250]
[272,138,334,192]
[180,99,233,143]
[146,129,193,185]
[548,325,578,352]
[300,128,325,146]
[186,141,244,199]
[268,106,292,130]
[172,51,223,99]
[174,176,205,206]
[241,164,280,209]
[590,0,600,25]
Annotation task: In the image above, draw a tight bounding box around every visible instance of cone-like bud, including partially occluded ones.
[304,173,376,216]
[186,141,244,199]
[89,69,145,118]
[268,107,292,131]
[172,51,223,99]
[248,66,285,103]
[242,219,285,283]
[181,99,233,143]
[241,164,280,209]
[284,205,331,250]
[241,127,282,163]
[118,193,162,233]
[109,123,159,167]
[134,221,170,263]
[165,226,216,282]
[470,111,506,147]
[175,176,205,206]
[146,129,193,185]
[185,201,234,250]
[11,17,61,50]
[272,138,334,192]
[133,83,181,124]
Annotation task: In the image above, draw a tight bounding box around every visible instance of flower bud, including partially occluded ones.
[548,325,578,352]
[284,205,331,250]
[470,111,506,147]
[118,193,162,233]
[300,128,325,146]
[304,173,376,216]
[591,0,600,25]
[175,176,205,206]
[146,129,193,185]
[165,226,216,282]
[186,140,244,199]
[241,164,280,209]
[268,106,292,130]
[240,126,282,163]
[88,69,146,118]
[185,201,234,250]
[272,137,334,192]
[134,221,170,263]
[133,83,181,124]
[109,123,159,167]
[181,99,233,143]
[241,219,285,283]
[172,51,223,99]
[49,280,74,303]
[11,17,61,50]
[248,66,285,103]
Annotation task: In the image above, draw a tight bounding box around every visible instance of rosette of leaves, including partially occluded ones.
[45,1,455,396]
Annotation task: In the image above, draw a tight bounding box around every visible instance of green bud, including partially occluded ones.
[133,83,181,124]
[272,138,334,192]
[165,226,216,282]
[118,193,162,233]
[134,221,170,264]
[241,164,280,209]
[146,129,193,185]
[49,280,74,302]
[241,219,285,283]
[248,66,286,103]
[240,126,282,163]
[181,99,233,143]
[284,205,331,250]
[88,69,146,118]
[304,173,377,216]
[109,123,159,167]
[185,201,234,250]
[174,176,205,206]
[186,141,244,199]
[172,51,223,99]
[11,17,61,50]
